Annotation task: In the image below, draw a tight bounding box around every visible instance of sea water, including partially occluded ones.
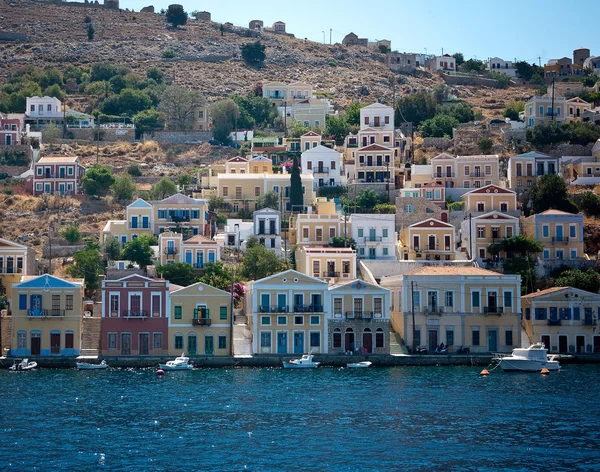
[1,365,599,471]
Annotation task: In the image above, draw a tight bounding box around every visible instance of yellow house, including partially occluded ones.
[398,218,456,261]
[385,266,521,353]
[566,97,592,122]
[461,185,518,213]
[0,237,37,301]
[158,231,220,268]
[354,144,393,183]
[168,281,232,356]
[461,211,520,261]
[524,209,584,261]
[225,156,249,174]
[291,201,348,246]
[522,286,600,354]
[562,141,600,182]
[248,269,328,354]
[328,279,391,354]
[295,247,357,282]
[11,274,84,357]
[262,81,313,104]
[507,152,560,189]
[248,156,273,174]
[217,172,316,213]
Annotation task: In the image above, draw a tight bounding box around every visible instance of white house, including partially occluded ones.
[487,57,516,76]
[253,208,282,255]
[301,145,342,188]
[24,96,94,129]
[350,214,397,260]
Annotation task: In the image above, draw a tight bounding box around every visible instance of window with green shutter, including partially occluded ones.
[220,306,227,320]
[174,306,182,319]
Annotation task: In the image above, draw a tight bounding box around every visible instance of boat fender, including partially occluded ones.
[480,369,490,376]
[156,369,165,376]
[540,368,550,375]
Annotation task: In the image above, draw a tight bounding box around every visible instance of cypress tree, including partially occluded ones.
[289,156,303,212]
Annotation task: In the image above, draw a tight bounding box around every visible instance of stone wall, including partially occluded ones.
[0,32,28,41]
[148,131,213,144]
[66,127,135,142]
[42,244,85,258]
[395,196,445,230]
[328,319,391,355]
[442,74,505,89]
[421,137,452,151]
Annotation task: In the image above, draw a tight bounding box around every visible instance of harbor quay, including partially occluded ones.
[0,353,594,369]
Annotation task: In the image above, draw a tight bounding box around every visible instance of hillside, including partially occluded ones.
[0,0,534,114]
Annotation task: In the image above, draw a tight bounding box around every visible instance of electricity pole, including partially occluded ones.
[411,281,416,353]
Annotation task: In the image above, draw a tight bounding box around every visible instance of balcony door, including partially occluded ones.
[428,236,436,250]
[353,298,363,317]
[294,294,304,312]
[30,294,42,317]
[311,294,322,311]
[487,292,497,311]
[427,291,437,311]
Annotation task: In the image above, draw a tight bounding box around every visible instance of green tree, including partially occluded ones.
[433,84,449,104]
[461,58,485,73]
[43,84,65,100]
[555,269,600,293]
[419,114,459,138]
[504,100,525,121]
[330,236,356,250]
[256,190,279,210]
[87,22,95,41]
[158,86,205,131]
[207,195,231,211]
[197,262,237,292]
[112,174,136,201]
[146,67,164,84]
[240,245,286,280]
[514,61,542,81]
[577,191,600,216]
[344,102,364,126]
[439,102,474,123]
[530,174,578,214]
[82,165,115,197]
[177,174,192,188]
[166,4,187,28]
[61,225,81,244]
[563,121,600,146]
[325,115,349,144]
[526,120,569,147]
[356,188,381,211]
[43,123,62,144]
[374,203,396,213]
[121,238,154,268]
[241,41,266,67]
[231,94,278,128]
[489,71,510,88]
[150,177,177,199]
[452,52,464,66]
[288,119,310,138]
[157,262,196,286]
[133,109,165,135]
[90,63,119,82]
[477,138,493,154]
[66,242,103,291]
[289,155,303,212]
[211,98,239,143]
[103,237,122,262]
[395,92,437,126]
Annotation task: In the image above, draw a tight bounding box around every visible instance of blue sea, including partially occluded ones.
[1,365,599,471]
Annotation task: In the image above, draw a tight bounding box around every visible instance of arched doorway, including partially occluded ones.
[345,328,355,353]
[362,328,373,354]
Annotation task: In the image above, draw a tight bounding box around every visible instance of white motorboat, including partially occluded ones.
[159,353,193,371]
[8,359,38,371]
[282,353,320,369]
[347,361,372,368]
[496,343,561,372]
[76,360,108,370]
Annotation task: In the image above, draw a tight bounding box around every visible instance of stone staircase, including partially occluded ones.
[80,316,102,358]
[389,330,408,355]
[233,322,252,357]
[1,313,12,355]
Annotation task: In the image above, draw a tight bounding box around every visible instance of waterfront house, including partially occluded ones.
[351,214,396,260]
[32,156,86,196]
[247,269,328,355]
[398,218,456,261]
[383,266,521,353]
[100,275,170,356]
[507,152,559,189]
[168,281,232,356]
[522,286,600,354]
[295,246,357,282]
[157,231,220,268]
[11,274,84,357]
[328,279,390,354]
[0,237,37,301]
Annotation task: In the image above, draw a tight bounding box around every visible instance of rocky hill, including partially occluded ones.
[0,0,535,113]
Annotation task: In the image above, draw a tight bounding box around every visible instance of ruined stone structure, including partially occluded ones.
[140,5,155,13]
[249,20,264,31]
[104,0,119,9]
[195,11,211,21]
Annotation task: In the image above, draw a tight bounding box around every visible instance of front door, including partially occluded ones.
[488,329,498,352]
[294,332,304,354]
[576,335,585,353]
[541,335,551,351]
[362,330,373,354]
[428,329,438,351]
[345,330,355,352]
[188,334,197,355]
[139,333,149,355]
[594,336,600,353]
[369,248,376,259]
[58,183,65,195]
[121,333,131,355]
[277,332,287,354]
[50,333,60,354]
[31,333,41,355]
[205,335,214,355]
[559,335,568,353]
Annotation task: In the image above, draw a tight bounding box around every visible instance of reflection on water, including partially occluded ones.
[1,365,599,471]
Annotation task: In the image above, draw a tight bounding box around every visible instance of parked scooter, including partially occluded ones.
[434,344,447,354]
[415,346,428,354]
[456,345,470,354]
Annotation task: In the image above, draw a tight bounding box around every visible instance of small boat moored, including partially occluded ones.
[496,343,561,372]
[9,358,38,371]
[347,361,372,368]
[283,353,320,369]
[76,360,108,370]
[159,353,193,371]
